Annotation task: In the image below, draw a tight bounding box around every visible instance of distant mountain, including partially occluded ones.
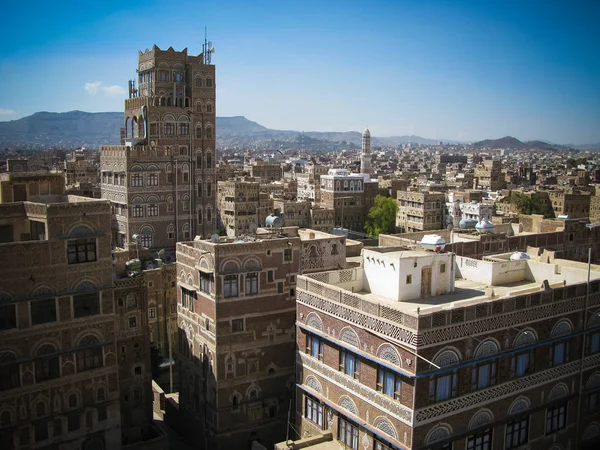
[0,111,123,148]
[471,136,528,149]
[2,111,585,151]
[0,111,460,149]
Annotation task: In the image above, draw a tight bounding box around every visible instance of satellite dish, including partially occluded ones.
[210,234,220,243]
[157,249,165,259]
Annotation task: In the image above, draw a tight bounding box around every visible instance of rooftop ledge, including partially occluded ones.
[298,252,600,322]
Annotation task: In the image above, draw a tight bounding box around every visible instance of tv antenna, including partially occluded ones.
[203,27,215,64]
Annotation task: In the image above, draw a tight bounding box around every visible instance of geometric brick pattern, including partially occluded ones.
[299,352,413,425]
[415,358,584,425]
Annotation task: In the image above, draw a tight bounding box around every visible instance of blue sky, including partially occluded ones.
[1,0,599,144]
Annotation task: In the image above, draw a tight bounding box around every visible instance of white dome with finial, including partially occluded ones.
[362,128,371,137]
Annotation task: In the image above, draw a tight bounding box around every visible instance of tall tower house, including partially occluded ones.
[360,127,372,177]
[101,44,216,252]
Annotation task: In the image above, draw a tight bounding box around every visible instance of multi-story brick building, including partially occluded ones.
[474,159,505,191]
[217,178,264,238]
[273,199,311,228]
[396,191,446,233]
[64,150,100,188]
[549,191,591,219]
[0,174,155,449]
[320,169,379,232]
[175,235,302,449]
[101,44,217,251]
[292,247,600,450]
[309,207,335,233]
[245,161,283,183]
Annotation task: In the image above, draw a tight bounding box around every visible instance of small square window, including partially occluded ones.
[290,275,296,283]
[440,264,446,274]
[134,366,142,375]
[278,282,284,294]
[268,271,274,283]
[232,319,244,333]
[406,275,412,284]
[290,288,296,297]
[129,317,137,328]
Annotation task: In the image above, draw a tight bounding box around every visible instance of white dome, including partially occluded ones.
[362,128,371,137]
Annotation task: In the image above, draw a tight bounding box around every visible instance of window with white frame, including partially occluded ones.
[304,395,323,427]
[147,173,158,186]
[131,174,143,187]
[133,205,144,218]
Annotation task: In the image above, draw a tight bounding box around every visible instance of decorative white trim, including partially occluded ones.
[299,352,413,425]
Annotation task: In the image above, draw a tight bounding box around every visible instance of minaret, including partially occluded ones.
[360,127,372,176]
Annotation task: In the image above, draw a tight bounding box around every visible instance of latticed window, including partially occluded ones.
[147,173,158,186]
[141,234,152,248]
[76,336,103,372]
[467,428,492,450]
[67,238,96,264]
[133,205,144,217]
[206,153,212,168]
[505,416,529,449]
[147,204,159,217]
[178,123,189,135]
[131,174,143,187]
[164,123,175,135]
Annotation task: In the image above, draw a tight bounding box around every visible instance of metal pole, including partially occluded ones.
[575,246,592,450]
[168,319,173,394]
[285,398,292,443]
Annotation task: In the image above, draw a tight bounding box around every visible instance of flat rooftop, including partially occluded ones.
[301,252,600,317]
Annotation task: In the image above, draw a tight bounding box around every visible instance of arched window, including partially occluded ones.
[205,124,213,140]
[35,344,60,382]
[206,152,212,169]
[35,402,46,418]
[206,207,212,223]
[97,387,105,402]
[195,77,202,88]
[206,102,213,113]
[68,393,78,409]
[139,226,154,249]
[76,335,103,372]
[195,124,202,139]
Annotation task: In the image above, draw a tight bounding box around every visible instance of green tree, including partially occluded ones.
[510,192,548,216]
[364,195,397,237]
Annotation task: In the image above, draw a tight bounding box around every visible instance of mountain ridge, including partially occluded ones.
[0,111,588,150]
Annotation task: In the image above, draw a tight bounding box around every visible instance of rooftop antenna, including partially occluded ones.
[203,26,215,64]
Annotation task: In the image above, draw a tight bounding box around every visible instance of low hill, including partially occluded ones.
[471,136,528,149]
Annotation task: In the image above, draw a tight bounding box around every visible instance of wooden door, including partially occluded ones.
[421,267,432,297]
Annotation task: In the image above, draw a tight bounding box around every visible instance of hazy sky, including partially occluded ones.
[1,0,599,144]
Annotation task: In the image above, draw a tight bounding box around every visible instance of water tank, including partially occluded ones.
[265,214,283,227]
[459,218,478,229]
[510,252,530,261]
[421,234,446,252]
[475,219,494,231]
